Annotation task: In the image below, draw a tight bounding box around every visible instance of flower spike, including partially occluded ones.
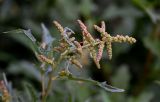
[94,21,136,60]
[77,20,95,43]
[53,21,64,34]
[53,20,136,69]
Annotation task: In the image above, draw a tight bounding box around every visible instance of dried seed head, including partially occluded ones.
[106,42,112,60]
[112,35,136,44]
[53,21,64,34]
[94,21,136,60]
[103,34,113,59]
[96,41,105,62]
[77,20,87,30]
[111,37,118,42]
[77,20,95,43]
[52,19,136,70]
[0,80,10,102]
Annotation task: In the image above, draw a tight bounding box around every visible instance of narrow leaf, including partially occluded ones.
[24,82,38,102]
[41,23,55,45]
[99,82,124,92]
[23,29,36,43]
[57,73,124,93]
[3,29,39,53]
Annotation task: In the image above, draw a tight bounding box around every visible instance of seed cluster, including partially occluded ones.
[0,81,10,102]
[94,21,136,61]
[39,20,136,69]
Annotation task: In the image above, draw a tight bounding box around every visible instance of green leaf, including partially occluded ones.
[101,91,111,102]
[41,23,55,46]
[68,93,73,102]
[57,73,125,93]
[3,29,40,54]
[54,0,79,20]
[23,29,40,54]
[133,0,160,23]
[0,51,15,61]
[80,0,96,18]
[65,80,91,102]
[143,37,160,58]
[102,4,142,34]
[7,61,41,82]
[155,80,160,85]
[23,82,38,102]
[110,65,130,102]
[111,65,130,89]
[23,29,36,43]
[128,91,154,102]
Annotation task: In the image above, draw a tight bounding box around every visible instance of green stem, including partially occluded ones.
[42,73,53,102]
[42,40,100,101]
[42,54,64,102]
[41,73,45,102]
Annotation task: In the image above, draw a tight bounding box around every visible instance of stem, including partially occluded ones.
[42,73,53,102]
[42,54,64,102]
[82,41,100,49]
[41,72,45,102]
[40,63,47,102]
[41,40,100,101]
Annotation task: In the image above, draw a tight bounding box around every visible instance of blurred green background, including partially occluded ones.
[0,0,160,102]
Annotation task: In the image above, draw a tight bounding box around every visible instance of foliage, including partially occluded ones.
[0,0,160,102]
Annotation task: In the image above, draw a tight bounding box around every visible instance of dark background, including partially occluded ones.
[0,0,160,102]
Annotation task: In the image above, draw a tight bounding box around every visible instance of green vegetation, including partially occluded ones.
[0,0,159,102]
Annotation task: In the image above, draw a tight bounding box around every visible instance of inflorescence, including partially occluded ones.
[50,20,136,69]
[0,80,10,102]
[38,20,136,69]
